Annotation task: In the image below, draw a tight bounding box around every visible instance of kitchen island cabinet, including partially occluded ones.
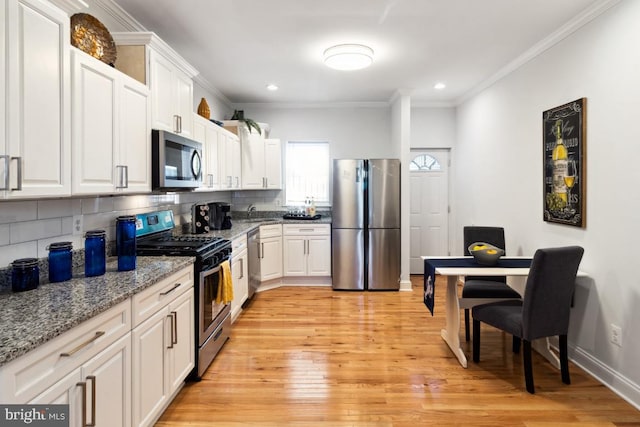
[1,0,70,199]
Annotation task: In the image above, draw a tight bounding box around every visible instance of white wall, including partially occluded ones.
[411,107,456,148]
[238,105,392,159]
[454,0,640,406]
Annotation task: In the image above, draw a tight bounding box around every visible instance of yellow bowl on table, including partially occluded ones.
[468,242,505,266]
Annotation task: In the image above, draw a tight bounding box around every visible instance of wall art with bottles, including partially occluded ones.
[543,97,586,227]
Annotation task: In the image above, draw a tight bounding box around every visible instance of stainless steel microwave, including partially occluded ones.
[152,129,202,190]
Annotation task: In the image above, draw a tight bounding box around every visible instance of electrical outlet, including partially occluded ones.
[72,215,83,236]
[611,324,622,347]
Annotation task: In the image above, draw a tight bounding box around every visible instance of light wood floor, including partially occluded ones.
[156,276,640,426]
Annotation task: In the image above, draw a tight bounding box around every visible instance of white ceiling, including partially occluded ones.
[109,0,608,105]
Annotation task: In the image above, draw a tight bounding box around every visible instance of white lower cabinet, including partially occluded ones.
[231,235,249,321]
[132,267,194,427]
[283,224,331,276]
[0,265,194,427]
[30,334,131,427]
[0,300,132,426]
[258,224,283,281]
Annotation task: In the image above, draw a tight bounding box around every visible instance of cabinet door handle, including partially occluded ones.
[178,115,182,133]
[60,331,105,357]
[77,375,96,427]
[173,115,180,133]
[87,375,96,427]
[239,258,244,279]
[261,243,264,259]
[77,381,87,427]
[235,176,239,188]
[171,311,178,345]
[208,173,214,187]
[0,155,9,190]
[160,283,181,296]
[115,165,128,189]
[167,314,175,349]
[11,156,22,191]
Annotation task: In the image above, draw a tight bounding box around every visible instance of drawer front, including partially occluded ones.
[132,266,194,327]
[232,234,247,252]
[283,224,330,236]
[0,300,131,403]
[259,224,282,238]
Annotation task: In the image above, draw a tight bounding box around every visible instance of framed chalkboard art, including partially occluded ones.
[543,98,586,227]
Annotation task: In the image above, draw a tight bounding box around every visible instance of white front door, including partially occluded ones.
[409,149,450,274]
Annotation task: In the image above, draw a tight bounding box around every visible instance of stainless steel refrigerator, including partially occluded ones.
[332,159,400,290]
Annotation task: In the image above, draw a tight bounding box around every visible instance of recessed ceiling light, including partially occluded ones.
[323,44,374,71]
[266,84,279,91]
[434,82,446,90]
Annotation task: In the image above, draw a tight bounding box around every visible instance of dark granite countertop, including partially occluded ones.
[0,256,194,367]
[194,216,332,241]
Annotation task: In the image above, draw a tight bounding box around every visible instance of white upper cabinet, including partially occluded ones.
[71,48,150,195]
[1,0,70,199]
[111,33,197,140]
[194,114,240,191]
[264,138,282,190]
[225,122,281,190]
[149,49,193,137]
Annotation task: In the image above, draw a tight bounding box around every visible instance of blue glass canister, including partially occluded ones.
[12,258,40,292]
[84,230,106,277]
[47,241,73,283]
[116,215,137,271]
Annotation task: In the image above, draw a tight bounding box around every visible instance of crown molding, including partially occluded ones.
[192,74,234,110]
[234,101,391,110]
[48,0,89,14]
[411,100,456,109]
[90,0,145,31]
[456,0,621,105]
[110,32,199,78]
[388,89,412,105]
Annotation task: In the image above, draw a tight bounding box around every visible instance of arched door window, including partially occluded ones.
[410,154,441,171]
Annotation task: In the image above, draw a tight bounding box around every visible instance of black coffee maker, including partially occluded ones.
[210,202,232,230]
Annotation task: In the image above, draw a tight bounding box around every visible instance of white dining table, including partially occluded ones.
[422,255,585,369]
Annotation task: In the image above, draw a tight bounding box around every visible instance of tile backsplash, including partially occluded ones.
[0,189,292,269]
[0,191,232,269]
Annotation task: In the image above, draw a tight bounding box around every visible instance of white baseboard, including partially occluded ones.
[570,343,640,411]
[399,279,413,291]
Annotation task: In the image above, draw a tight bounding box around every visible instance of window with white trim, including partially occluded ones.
[285,141,330,206]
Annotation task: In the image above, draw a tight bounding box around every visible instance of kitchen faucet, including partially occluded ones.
[247,204,256,217]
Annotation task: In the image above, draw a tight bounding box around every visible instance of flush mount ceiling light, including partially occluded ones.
[323,44,374,71]
[434,82,446,90]
[266,84,279,91]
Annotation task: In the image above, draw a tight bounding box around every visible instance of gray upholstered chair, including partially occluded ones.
[462,226,521,341]
[472,246,584,394]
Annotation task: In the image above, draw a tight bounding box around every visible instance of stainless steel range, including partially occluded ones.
[135,210,232,380]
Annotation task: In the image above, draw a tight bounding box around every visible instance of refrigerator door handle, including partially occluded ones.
[356,167,361,183]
